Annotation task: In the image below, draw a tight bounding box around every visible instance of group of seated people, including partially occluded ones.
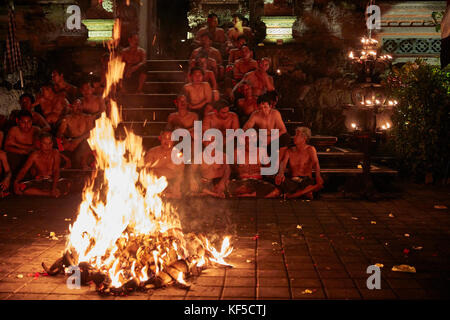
[0,13,323,199]
[143,13,324,199]
[0,68,105,198]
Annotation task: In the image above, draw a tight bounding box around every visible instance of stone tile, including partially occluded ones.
[292,287,326,299]
[222,287,255,299]
[258,286,290,299]
[258,277,289,287]
[193,276,224,287]
[322,278,356,289]
[0,281,26,293]
[16,282,58,294]
[290,278,322,288]
[225,277,256,287]
[186,286,222,298]
[325,288,362,299]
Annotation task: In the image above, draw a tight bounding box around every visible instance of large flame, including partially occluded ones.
[64,35,232,291]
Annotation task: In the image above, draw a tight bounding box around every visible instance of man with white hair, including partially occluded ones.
[275,127,324,199]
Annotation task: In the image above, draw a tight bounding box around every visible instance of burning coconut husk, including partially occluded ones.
[42,19,233,296]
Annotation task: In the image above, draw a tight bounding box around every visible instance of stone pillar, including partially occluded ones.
[139,0,148,55]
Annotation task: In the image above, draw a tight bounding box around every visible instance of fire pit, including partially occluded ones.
[42,21,233,296]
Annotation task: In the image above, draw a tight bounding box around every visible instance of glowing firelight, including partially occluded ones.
[62,18,233,293]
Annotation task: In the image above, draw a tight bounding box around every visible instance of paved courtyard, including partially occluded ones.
[0,184,449,300]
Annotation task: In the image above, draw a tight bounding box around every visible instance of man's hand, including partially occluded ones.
[51,188,61,198]
[316,175,324,188]
[275,173,285,185]
[0,179,10,191]
[13,182,23,195]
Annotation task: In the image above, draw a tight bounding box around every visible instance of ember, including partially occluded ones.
[41,21,232,295]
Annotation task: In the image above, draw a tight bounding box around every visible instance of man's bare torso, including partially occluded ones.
[62,114,95,138]
[184,83,209,105]
[31,149,58,179]
[168,112,197,130]
[287,145,314,178]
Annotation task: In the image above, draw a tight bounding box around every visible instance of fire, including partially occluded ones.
[58,21,233,294]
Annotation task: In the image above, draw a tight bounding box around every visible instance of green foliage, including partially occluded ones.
[431,11,444,33]
[384,60,450,182]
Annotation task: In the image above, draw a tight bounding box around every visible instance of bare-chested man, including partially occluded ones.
[189,53,219,102]
[275,127,324,199]
[8,93,50,131]
[243,94,290,161]
[233,58,274,99]
[79,81,106,116]
[228,35,251,65]
[4,110,41,175]
[191,33,224,79]
[14,131,70,198]
[144,130,185,198]
[33,84,68,125]
[196,140,230,198]
[237,81,258,125]
[228,135,280,198]
[227,14,253,49]
[183,67,213,119]
[167,94,199,136]
[0,151,12,197]
[52,69,79,104]
[203,100,239,136]
[121,32,147,94]
[233,46,258,81]
[194,13,226,51]
[57,99,96,169]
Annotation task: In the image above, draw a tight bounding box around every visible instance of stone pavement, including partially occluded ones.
[0,184,449,300]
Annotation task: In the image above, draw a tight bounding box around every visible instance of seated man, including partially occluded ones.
[233,58,274,99]
[144,130,184,198]
[52,68,79,104]
[194,13,226,51]
[188,52,219,102]
[197,140,230,198]
[228,136,280,198]
[190,33,223,79]
[167,94,199,136]
[275,127,324,199]
[4,110,41,175]
[8,93,50,131]
[203,100,239,136]
[243,94,290,161]
[79,80,106,116]
[121,32,147,94]
[237,81,258,125]
[0,151,12,197]
[189,49,218,78]
[57,99,96,169]
[228,35,251,65]
[33,84,69,126]
[183,67,213,119]
[227,14,253,49]
[232,46,258,81]
[13,131,70,198]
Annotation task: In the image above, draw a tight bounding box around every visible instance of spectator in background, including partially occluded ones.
[13,131,70,198]
[121,32,147,94]
[194,13,226,51]
[4,110,41,175]
[8,94,50,132]
[52,68,79,104]
[183,67,213,119]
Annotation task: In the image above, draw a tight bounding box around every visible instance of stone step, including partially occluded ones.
[121,121,168,136]
[146,60,189,71]
[118,93,177,107]
[143,82,185,94]
[121,107,176,122]
[147,70,186,82]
